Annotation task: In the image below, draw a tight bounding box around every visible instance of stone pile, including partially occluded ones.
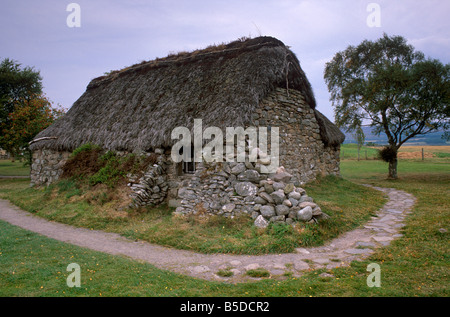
[174,160,330,228]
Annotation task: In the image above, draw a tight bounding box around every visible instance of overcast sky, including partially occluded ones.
[1,0,449,121]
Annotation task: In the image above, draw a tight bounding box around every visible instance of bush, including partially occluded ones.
[378,146,398,163]
[89,153,126,188]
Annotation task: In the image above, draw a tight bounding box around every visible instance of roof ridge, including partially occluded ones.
[88,37,286,89]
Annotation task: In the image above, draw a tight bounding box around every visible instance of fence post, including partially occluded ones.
[422,148,424,161]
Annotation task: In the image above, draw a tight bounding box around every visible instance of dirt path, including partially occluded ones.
[0,185,415,283]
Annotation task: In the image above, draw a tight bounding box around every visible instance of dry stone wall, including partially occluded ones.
[172,160,329,227]
[30,149,70,186]
[254,88,340,185]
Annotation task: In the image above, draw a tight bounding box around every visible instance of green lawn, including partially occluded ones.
[0,159,30,176]
[0,176,385,255]
[0,153,449,297]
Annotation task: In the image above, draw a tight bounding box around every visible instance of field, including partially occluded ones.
[340,144,450,161]
[0,146,449,297]
[0,159,30,176]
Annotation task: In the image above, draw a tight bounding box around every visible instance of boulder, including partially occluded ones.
[284,183,295,194]
[237,170,260,183]
[299,195,314,203]
[234,182,258,197]
[254,215,269,228]
[288,191,302,200]
[270,190,286,205]
[231,163,246,175]
[263,183,274,194]
[222,203,235,213]
[272,182,285,191]
[273,171,293,183]
[259,192,274,203]
[254,196,267,205]
[260,205,276,218]
[275,205,290,216]
[297,206,313,222]
[270,215,286,223]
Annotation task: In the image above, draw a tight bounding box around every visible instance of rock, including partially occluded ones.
[272,182,285,191]
[260,205,276,218]
[231,163,246,175]
[312,206,322,216]
[254,215,269,228]
[178,188,196,199]
[253,204,262,211]
[297,206,313,222]
[237,170,260,183]
[222,203,235,213]
[270,190,286,205]
[270,215,286,223]
[298,201,317,209]
[263,183,274,194]
[295,187,306,195]
[284,183,295,194]
[288,191,302,200]
[245,263,260,271]
[288,197,299,207]
[254,196,267,205]
[234,182,258,197]
[283,199,292,207]
[299,195,314,203]
[259,192,274,203]
[314,212,330,221]
[273,171,293,183]
[275,205,290,216]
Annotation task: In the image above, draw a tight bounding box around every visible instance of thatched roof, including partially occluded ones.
[31,36,344,152]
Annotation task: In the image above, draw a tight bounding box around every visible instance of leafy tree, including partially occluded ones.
[0,58,43,128]
[353,125,365,161]
[1,93,65,162]
[324,34,449,178]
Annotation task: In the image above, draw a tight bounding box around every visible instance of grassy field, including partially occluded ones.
[0,176,385,255]
[0,147,449,297]
[340,144,450,161]
[0,159,30,176]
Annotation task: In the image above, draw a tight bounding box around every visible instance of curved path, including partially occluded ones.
[0,186,415,283]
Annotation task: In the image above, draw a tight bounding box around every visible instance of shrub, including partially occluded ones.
[378,146,398,163]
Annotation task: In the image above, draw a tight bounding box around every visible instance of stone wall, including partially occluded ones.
[30,149,70,186]
[254,87,340,185]
[173,160,329,227]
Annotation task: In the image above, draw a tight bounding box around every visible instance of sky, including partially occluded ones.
[1,0,449,122]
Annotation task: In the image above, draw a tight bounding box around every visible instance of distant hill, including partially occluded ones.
[343,127,449,146]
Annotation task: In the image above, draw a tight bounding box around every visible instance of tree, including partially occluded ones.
[0,93,65,162]
[0,58,43,128]
[353,125,365,161]
[324,34,449,179]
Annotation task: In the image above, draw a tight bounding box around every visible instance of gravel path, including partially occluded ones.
[0,185,415,283]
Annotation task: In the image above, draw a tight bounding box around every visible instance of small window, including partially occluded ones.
[178,144,196,175]
[183,160,196,174]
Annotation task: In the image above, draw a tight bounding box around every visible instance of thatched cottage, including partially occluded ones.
[30,36,344,224]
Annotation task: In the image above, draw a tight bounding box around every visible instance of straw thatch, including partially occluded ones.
[30,36,344,152]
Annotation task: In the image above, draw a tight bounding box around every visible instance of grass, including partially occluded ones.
[0,147,449,297]
[0,175,385,255]
[0,159,30,176]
